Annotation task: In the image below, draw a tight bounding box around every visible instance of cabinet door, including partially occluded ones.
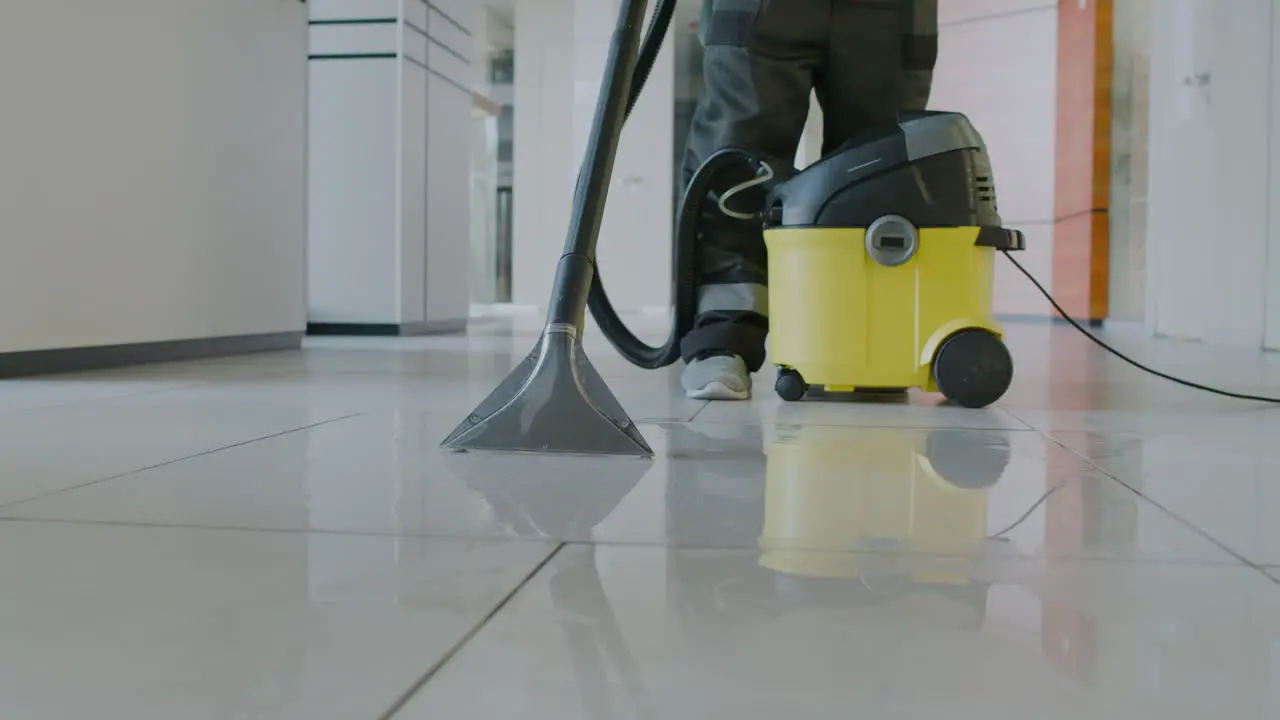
[425,75,474,324]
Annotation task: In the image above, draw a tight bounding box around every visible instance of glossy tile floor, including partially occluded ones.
[3,317,1280,718]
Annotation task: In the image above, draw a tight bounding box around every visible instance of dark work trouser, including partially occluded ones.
[679,0,938,371]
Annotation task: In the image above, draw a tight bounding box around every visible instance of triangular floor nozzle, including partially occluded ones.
[441,324,654,457]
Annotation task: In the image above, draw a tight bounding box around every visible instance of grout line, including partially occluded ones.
[0,515,1250,569]
[0,413,363,511]
[378,543,565,720]
[1038,432,1275,574]
[555,539,1246,567]
[685,401,712,422]
[939,3,1057,29]
[0,516,527,541]
[999,406,1039,431]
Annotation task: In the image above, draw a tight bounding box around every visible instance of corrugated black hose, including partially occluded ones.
[584,0,765,369]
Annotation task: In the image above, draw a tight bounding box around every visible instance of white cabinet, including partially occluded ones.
[426,75,474,324]
[306,0,473,332]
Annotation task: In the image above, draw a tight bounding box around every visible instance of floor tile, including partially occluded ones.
[0,352,310,414]
[993,322,1280,433]
[393,544,1280,720]
[0,375,195,414]
[3,318,1279,718]
[0,520,554,720]
[1004,405,1280,435]
[3,414,1238,564]
[0,403,353,507]
[1049,430,1280,566]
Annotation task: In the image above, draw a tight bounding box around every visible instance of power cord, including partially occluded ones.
[984,483,1066,540]
[1001,251,1280,404]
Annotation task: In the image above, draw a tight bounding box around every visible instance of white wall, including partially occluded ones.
[794,1,1060,315]
[308,0,473,330]
[931,0,1060,316]
[513,0,675,313]
[1146,0,1274,348]
[510,0,1054,317]
[0,0,308,353]
[1109,0,1152,323]
[1268,4,1280,351]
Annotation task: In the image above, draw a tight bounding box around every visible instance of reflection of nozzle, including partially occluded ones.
[447,451,651,539]
[760,427,1010,583]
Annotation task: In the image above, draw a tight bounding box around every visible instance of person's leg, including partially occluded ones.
[816,0,937,151]
[679,0,825,400]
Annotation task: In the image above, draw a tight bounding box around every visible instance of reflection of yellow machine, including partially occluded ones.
[760,424,1010,605]
[761,111,1024,408]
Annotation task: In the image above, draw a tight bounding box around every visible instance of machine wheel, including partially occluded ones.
[775,369,808,402]
[932,330,1013,408]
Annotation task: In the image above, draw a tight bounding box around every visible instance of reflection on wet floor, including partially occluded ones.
[2,320,1279,717]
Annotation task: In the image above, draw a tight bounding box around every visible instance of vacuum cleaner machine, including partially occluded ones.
[761,111,1025,408]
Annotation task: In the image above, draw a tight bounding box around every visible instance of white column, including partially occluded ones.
[1267,3,1280,351]
[1146,0,1271,347]
[306,0,472,333]
[513,0,675,313]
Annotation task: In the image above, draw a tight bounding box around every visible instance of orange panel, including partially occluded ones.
[1052,211,1110,319]
[1053,0,1113,321]
[1054,1,1098,219]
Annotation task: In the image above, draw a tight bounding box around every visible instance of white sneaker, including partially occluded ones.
[682,355,752,400]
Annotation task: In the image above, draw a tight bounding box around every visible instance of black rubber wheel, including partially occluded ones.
[932,330,1014,409]
[775,369,808,402]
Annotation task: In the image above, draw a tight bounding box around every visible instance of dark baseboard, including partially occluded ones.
[997,313,1104,329]
[307,319,467,336]
[0,331,304,380]
[307,323,403,336]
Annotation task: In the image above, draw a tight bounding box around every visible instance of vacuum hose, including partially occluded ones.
[584,0,763,369]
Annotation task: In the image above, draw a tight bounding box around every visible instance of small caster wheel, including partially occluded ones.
[932,330,1013,408]
[775,369,808,402]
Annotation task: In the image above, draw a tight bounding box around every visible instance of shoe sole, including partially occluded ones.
[685,381,751,401]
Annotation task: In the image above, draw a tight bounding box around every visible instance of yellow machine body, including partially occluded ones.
[764,226,1003,393]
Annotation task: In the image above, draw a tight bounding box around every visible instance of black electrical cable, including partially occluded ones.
[986,484,1066,540]
[1001,250,1280,404]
